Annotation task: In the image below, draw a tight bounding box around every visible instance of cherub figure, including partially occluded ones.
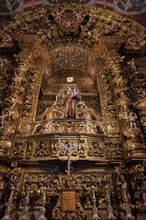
[0,109,9,128]
[125,111,138,129]
[1,34,12,43]
[127,58,137,73]
[0,58,6,72]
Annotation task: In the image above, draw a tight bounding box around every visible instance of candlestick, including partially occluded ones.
[122,182,134,220]
[92,185,100,220]
[2,184,15,220]
[19,177,31,220]
[38,176,47,220]
[105,182,116,220]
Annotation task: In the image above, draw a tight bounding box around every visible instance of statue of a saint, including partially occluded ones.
[63,86,80,118]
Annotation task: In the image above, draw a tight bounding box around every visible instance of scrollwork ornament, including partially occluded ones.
[108,55,145,155]
[18,49,46,134]
[0,53,32,155]
[97,69,119,136]
[128,163,146,210]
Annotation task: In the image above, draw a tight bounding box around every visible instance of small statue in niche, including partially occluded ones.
[120,174,131,204]
[76,101,97,120]
[53,121,61,133]
[52,140,58,157]
[34,141,49,157]
[43,101,64,120]
[92,141,105,157]
[86,122,96,133]
[125,111,138,129]
[76,101,87,119]
[0,58,6,72]
[39,141,46,150]
[127,58,137,73]
[79,141,86,158]
[78,121,86,133]
[63,86,80,118]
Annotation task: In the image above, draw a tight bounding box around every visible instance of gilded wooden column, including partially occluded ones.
[0,51,32,157]
[108,55,145,158]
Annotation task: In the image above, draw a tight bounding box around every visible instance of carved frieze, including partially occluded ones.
[12,137,123,160]
[0,4,144,53]
[32,119,103,135]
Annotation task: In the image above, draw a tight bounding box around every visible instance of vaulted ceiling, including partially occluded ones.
[0,0,146,27]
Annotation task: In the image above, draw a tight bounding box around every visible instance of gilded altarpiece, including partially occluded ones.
[0,3,146,220]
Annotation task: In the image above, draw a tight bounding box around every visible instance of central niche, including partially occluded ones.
[36,84,101,121]
[34,44,102,133]
[33,84,103,137]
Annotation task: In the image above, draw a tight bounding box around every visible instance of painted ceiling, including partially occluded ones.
[0,0,146,27]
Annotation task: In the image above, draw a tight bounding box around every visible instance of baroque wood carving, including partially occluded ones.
[0,3,146,220]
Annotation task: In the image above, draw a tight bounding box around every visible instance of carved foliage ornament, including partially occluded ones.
[12,137,123,160]
[0,52,32,151]
[20,172,111,207]
[0,4,145,50]
[107,55,145,153]
[114,162,146,212]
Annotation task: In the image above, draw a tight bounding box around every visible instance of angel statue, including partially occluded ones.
[125,111,138,129]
